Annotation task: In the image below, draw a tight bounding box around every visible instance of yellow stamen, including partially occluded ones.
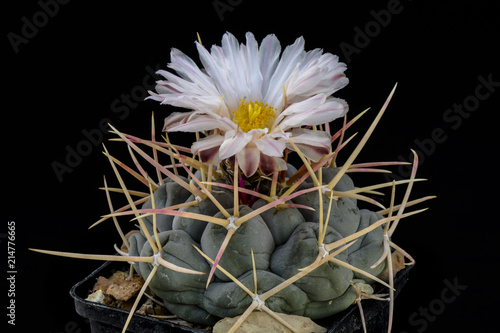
[232,99,276,132]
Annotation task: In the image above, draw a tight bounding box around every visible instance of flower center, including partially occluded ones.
[232,99,276,133]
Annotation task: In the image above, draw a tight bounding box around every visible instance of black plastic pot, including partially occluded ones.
[71,261,412,333]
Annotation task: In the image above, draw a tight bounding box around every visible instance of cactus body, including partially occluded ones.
[129,167,387,325]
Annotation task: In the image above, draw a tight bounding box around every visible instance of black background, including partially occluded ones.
[4,0,499,332]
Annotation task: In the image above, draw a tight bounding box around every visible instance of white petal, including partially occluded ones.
[237,147,260,177]
[191,134,225,154]
[287,128,331,162]
[163,108,236,133]
[221,32,249,99]
[289,128,331,145]
[258,34,281,98]
[254,135,287,157]
[299,48,324,71]
[196,41,239,112]
[155,69,213,96]
[292,144,329,162]
[146,90,167,103]
[147,66,227,114]
[218,130,253,160]
[167,115,225,132]
[241,32,263,101]
[284,52,349,104]
[217,116,238,131]
[193,110,236,132]
[163,111,192,131]
[191,135,225,163]
[153,93,225,112]
[168,48,217,94]
[264,36,306,108]
[247,127,268,136]
[275,93,326,127]
[278,96,348,131]
[268,131,291,141]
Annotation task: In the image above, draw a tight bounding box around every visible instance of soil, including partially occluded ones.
[86,268,213,331]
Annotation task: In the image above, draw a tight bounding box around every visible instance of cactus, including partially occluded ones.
[31,32,433,333]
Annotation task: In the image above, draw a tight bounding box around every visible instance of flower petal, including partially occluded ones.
[168,48,217,95]
[277,95,348,131]
[264,36,306,109]
[191,135,225,163]
[222,32,249,100]
[155,69,212,96]
[284,52,349,104]
[259,153,288,175]
[289,128,332,146]
[258,34,281,98]
[148,72,226,113]
[287,128,331,162]
[218,130,253,160]
[167,115,224,132]
[237,147,260,177]
[274,93,326,127]
[163,111,194,131]
[241,32,263,102]
[196,41,239,112]
[254,135,287,157]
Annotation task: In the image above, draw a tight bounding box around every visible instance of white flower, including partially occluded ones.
[147,32,349,176]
